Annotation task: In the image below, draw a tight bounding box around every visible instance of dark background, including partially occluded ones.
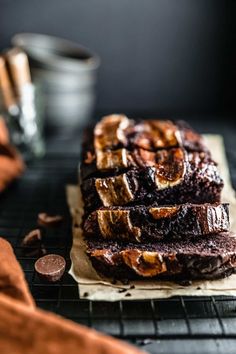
[0,0,236,117]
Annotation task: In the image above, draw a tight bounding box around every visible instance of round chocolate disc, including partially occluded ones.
[35,254,66,282]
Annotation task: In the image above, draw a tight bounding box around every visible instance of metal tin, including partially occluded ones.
[12,33,100,127]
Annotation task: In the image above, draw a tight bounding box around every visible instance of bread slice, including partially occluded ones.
[82,115,208,162]
[81,148,223,213]
[83,203,229,242]
[86,233,236,280]
[80,116,223,212]
[80,116,209,181]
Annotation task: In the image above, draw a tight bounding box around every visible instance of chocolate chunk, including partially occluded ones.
[118,288,127,293]
[22,229,42,247]
[125,292,131,297]
[35,254,66,282]
[38,213,63,227]
[21,229,46,257]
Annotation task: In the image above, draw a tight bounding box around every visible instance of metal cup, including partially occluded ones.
[12,33,100,128]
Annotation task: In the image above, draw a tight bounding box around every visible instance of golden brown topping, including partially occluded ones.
[96,148,129,170]
[95,174,134,206]
[121,250,167,277]
[97,210,141,241]
[154,148,186,190]
[90,249,115,265]
[149,206,180,219]
[133,120,181,150]
[94,114,130,151]
[132,134,152,151]
[135,148,156,167]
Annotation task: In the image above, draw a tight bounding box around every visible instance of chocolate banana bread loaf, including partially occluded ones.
[80,114,233,282]
[86,233,236,280]
[81,148,223,213]
[83,203,229,242]
[80,115,223,213]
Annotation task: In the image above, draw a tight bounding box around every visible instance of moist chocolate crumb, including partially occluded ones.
[38,213,63,227]
[118,288,127,293]
[125,292,131,297]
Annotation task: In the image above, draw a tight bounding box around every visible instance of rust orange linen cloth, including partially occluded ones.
[0,117,25,192]
[0,237,145,354]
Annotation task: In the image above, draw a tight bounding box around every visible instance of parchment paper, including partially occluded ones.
[68,135,236,300]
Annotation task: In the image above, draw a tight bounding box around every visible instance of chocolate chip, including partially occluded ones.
[35,254,66,282]
[130,284,135,289]
[196,287,201,290]
[21,229,46,256]
[121,279,129,285]
[83,292,89,297]
[111,279,117,285]
[22,229,42,247]
[125,292,131,297]
[38,213,63,227]
[118,288,127,293]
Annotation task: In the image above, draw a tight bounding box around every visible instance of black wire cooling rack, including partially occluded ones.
[1,125,236,353]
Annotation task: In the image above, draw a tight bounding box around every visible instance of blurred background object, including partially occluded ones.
[12,33,100,128]
[0,49,45,159]
[0,0,235,121]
